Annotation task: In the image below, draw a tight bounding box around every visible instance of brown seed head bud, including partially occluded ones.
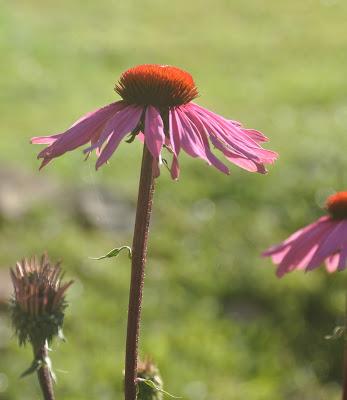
[137,358,163,400]
[9,254,73,346]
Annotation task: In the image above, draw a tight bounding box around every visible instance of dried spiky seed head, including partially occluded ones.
[9,254,73,346]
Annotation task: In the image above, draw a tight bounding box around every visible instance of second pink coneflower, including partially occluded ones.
[263,191,347,277]
[31,64,277,178]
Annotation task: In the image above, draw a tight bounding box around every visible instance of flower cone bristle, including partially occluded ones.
[9,254,73,347]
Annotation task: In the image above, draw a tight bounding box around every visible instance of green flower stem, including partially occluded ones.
[33,341,55,400]
[124,145,155,400]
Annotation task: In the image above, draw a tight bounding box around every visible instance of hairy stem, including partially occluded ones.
[343,292,347,400]
[33,342,55,400]
[124,145,155,400]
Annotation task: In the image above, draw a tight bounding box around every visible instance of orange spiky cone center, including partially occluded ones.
[326,191,347,219]
[115,64,198,108]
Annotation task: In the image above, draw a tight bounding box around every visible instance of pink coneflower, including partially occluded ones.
[31,64,277,178]
[263,191,347,277]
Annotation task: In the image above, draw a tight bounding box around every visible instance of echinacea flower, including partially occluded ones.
[263,191,347,277]
[10,254,73,346]
[31,64,278,178]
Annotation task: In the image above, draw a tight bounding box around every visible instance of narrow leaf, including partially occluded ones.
[20,359,42,378]
[137,378,182,398]
[161,158,171,173]
[90,246,132,261]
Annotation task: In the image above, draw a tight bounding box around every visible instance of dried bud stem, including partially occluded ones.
[124,145,155,400]
[33,341,55,400]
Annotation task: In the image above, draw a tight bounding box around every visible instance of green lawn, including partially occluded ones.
[1,1,347,399]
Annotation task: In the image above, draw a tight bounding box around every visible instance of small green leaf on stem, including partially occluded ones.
[137,378,182,398]
[325,325,345,340]
[161,159,171,173]
[20,358,43,378]
[90,246,132,261]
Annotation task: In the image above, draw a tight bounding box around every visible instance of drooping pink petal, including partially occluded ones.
[169,109,182,156]
[263,217,331,256]
[209,134,266,173]
[31,134,63,145]
[182,104,271,173]
[190,103,262,148]
[31,106,108,146]
[241,129,269,143]
[276,231,330,277]
[229,119,242,127]
[170,156,180,180]
[206,113,276,163]
[34,102,125,163]
[270,247,291,265]
[175,109,211,162]
[263,217,331,257]
[203,148,230,175]
[95,105,143,169]
[305,220,347,270]
[70,107,103,128]
[189,102,278,165]
[325,253,340,273]
[227,118,269,142]
[84,119,114,159]
[144,106,165,160]
[223,152,267,173]
[262,217,335,277]
[265,191,347,277]
[188,108,277,171]
[84,105,142,154]
[181,109,229,175]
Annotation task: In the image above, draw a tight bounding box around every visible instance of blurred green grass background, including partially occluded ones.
[1,0,347,399]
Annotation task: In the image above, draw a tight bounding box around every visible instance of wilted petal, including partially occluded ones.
[31,134,63,145]
[184,103,278,172]
[95,105,143,169]
[144,106,165,160]
[306,221,347,270]
[170,156,180,180]
[169,109,182,155]
[241,129,269,143]
[325,253,340,273]
[263,218,335,277]
[85,105,142,154]
[33,102,125,164]
[182,109,229,174]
